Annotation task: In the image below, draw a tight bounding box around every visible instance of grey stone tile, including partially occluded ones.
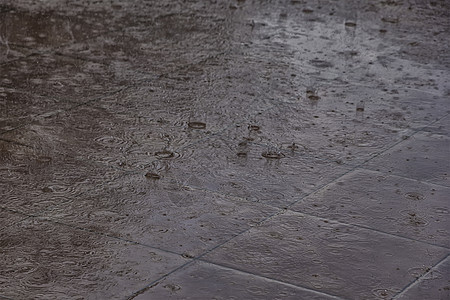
[291,169,450,247]
[135,261,341,300]
[1,0,449,299]
[203,211,449,300]
[396,255,450,300]
[421,115,450,137]
[0,218,188,300]
[220,85,448,168]
[219,101,411,168]
[169,136,351,208]
[37,173,278,257]
[363,132,450,186]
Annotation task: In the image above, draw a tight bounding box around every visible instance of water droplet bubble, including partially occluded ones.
[188,121,206,129]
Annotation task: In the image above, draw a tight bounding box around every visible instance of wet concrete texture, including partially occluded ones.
[0,0,449,299]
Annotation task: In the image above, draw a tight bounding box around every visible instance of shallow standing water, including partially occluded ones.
[0,0,449,299]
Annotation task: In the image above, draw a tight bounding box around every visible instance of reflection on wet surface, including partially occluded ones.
[1,0,449,299]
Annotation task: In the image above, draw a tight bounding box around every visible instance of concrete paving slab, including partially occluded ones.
[221,99,411,167]
[0,0,449,299]
[363,131,450,186]
[203,211,449,300]
[291,168,450,247]
[36,173,278,257]
[134,260,342,300]
[395,255,450,300]
[421,114,450,137]
[168,135,351,207]
[0,218,189,300]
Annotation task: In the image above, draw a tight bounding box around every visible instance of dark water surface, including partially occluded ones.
[0,0,449,299]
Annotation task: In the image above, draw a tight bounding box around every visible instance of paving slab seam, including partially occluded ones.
[125,259,197,300]
[197,260,349,300]
[283,111,450,210]
[42,217,183,257]
[2,215,203,299]
[357,166,450,189]
[124,222,346,300]
[145,111,450,275]
[179,181,450,250]
[2,102,447,293]
[154,113,450,285]
[6,209,347,300]
[0,213,191,270]
[0,207,33,233]
[22,211,346,300]
[288,209,450,250]
[177,175,450,250]
[392,253,450,300]
[11,173,448,287]
[125,217,349,300]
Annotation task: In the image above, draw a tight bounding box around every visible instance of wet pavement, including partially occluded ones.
[0,0,449,299]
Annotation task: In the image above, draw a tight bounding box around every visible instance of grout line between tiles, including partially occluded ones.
[0,207,33,233]
[392,253,450,300]
[125,260,197,300]
[3,208,344,300]
[186,182,450,249]
[1,207,183,258]
[180,178,450,250]
[291,209,450,249]
[124,223,348,300]
[198,260,349,300]
[124,110,450,297]
[2,100,447,298]
[284,112,450,210]
[357,166,450,189]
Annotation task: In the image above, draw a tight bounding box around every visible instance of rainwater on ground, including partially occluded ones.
[0,0,449,299]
